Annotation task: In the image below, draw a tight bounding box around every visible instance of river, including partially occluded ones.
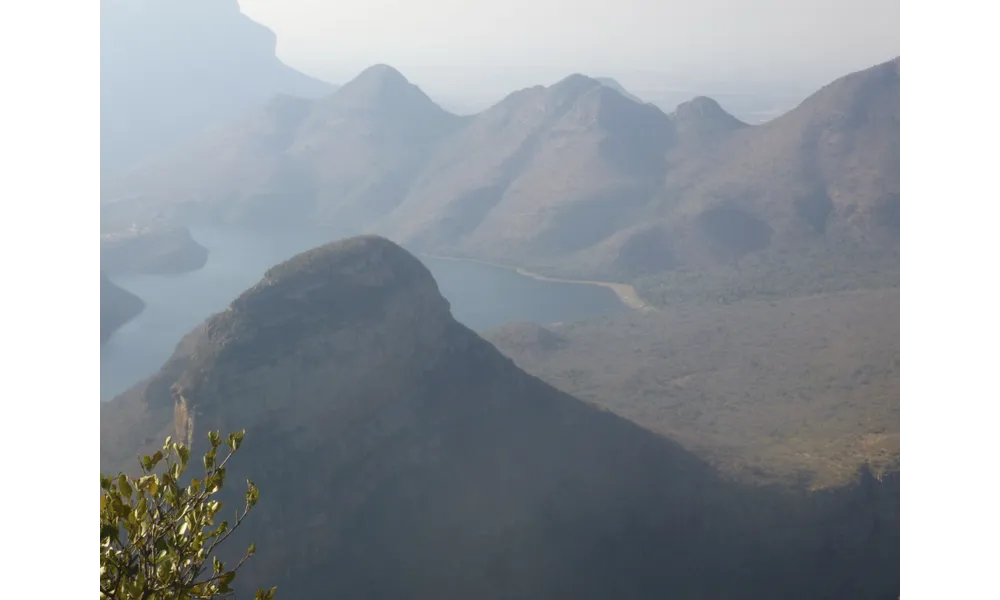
[100,227,625,400]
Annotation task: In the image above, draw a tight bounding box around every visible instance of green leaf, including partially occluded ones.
[256,590,275,600]
[246,480,259,507]
[113,496,129,517]
[100,523,118,542]
[101,430,271,599]
[118,474,133,499]
[212,520,229,537]
[156,560,171,582]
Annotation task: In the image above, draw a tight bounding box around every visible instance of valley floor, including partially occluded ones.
[485,287,900,489]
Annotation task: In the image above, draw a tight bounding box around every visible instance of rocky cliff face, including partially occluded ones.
[100,236,898,599]
[100,0,333,176]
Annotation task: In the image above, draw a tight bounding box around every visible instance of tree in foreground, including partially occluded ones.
[100,430,275,600]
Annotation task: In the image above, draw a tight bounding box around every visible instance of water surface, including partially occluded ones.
[100,228,623,400]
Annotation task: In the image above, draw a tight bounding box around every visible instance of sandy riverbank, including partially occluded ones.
[420,254,654,312]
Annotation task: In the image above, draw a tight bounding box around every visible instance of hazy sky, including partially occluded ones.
[239,0,899,94]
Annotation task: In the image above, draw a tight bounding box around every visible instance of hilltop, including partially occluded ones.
[100,236,898,599]
[670,96,749,144]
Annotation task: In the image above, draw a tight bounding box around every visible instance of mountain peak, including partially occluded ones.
[674,96,742,123]
[233,235,446,324]
[671,96,747,141]
[351,63,412,87]
[259,235,429,288]
[326,64,451,120]
[594,77,645,104]
[176,235,453,405]
[549,73,602,98]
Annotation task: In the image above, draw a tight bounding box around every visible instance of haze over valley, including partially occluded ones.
[103,57,899,293]
[99,1,899,598]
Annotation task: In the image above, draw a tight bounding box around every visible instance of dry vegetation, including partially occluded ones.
[484,287,899,489]
[634,242,899,307]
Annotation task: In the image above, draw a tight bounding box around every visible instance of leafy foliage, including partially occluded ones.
[100,430,275,600]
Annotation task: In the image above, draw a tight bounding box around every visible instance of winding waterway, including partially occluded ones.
[100,227,626,400]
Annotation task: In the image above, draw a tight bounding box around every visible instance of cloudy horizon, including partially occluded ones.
[238,0,899,97]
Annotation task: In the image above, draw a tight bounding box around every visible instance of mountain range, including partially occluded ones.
[100,57,899,291]
[100,236,898,599]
